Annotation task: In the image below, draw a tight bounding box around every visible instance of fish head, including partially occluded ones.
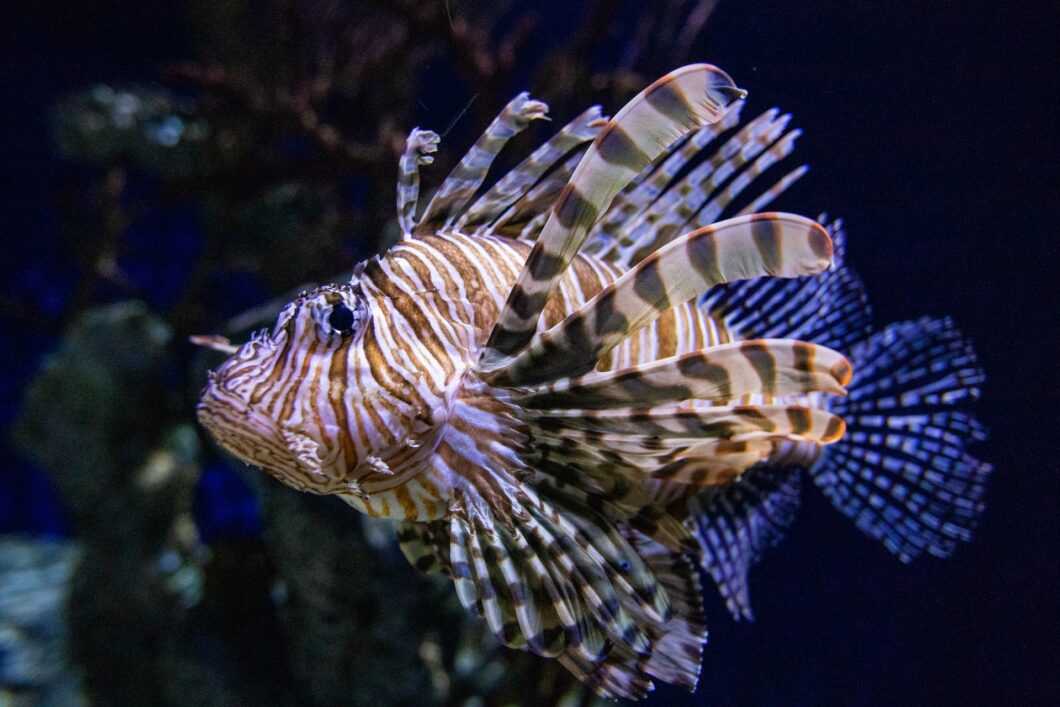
[197,282,398,496]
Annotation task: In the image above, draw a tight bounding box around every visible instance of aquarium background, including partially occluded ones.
[1,1,1055,704]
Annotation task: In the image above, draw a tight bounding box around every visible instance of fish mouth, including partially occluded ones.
[197,378,331,493]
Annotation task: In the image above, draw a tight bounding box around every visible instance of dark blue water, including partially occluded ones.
[1,1,1054,703]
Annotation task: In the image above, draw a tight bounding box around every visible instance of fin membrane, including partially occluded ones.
[557,533,708,699]
[814,317,991,561]
[686,466,802,620]
[584,100,747,255]
[397,386,708,698]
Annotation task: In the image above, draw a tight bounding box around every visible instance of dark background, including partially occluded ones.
[2,1,1056,704]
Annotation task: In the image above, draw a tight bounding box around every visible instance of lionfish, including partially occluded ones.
[196,65,989,698]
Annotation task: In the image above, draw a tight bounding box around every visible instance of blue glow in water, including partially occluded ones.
[193,463,262,543]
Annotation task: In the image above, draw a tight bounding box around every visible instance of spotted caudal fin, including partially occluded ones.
[481,64,746,368]
[492,212,834,386]
[814,317,991,561]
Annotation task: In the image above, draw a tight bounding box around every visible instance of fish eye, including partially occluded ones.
[328,303,356,336]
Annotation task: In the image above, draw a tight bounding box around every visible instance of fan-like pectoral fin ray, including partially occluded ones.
[556,534,708,699]
[481,64,746,368]
[416,92,549,232]
[513,339,852,411]
[530,404,846,445]
[651,440,776,486]
[494,212,833,386]
[396,519,450,575]
[422,385,708,697]
[528,404,846,484]
[443,479,712,685]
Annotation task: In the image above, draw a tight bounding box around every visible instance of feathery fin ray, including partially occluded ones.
[416,92,549,232]
[514,339,852,411]
[481,64,746,368]
[495,213,833,386]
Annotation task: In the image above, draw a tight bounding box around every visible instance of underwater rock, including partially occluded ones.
[0,537,86,707]
[13,302,207,704]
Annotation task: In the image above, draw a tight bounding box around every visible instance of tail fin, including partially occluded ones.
[813,317,991,561]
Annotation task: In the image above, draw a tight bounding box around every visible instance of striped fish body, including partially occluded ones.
[199,225,839,521]
[196,64,989,699]
[357,228,842,519]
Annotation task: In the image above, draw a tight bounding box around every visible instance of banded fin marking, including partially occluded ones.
[814,317,990,561]
[493,148,586,239]
[530,404,846,444]
[396,128,440,236]
[433,387,703,686]
[396,519,450,575]
[736,164,810,217]
[704,219,873,353]
[482,64,746,367]
[513,339,852,411]
[590,107,784,265]
[651,442,776,486]
[416,92,549,232]
[536,427,776,484]
[680,129,804,240]
[557,535,707,699]
[466,518,520,645]
[584,100,746,254]
[623,536,706,691]
[494,213,834,386]
[459,106,607,232]
[610,110,794,265]
[474,517,548,653]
